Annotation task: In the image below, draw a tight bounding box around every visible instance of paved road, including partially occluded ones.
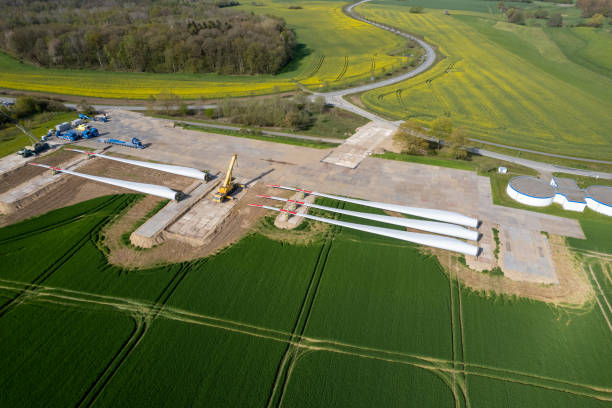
[320,0,612,179]
[468,138,612,165]
[321,0,437,98]
[2,2,610,179]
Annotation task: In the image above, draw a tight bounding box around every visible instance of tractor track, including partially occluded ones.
[335,56,349,81]
[266,201,343,408]
[0,195,129,317]
[3,277,612,402]
[76,262,194,407]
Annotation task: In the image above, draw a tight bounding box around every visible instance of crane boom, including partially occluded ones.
[14,122,41,144]
[213,154,242,203]
[0,108,40,144]
[222,154,237,188]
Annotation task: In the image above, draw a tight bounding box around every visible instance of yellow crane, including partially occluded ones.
[213,154,242,202]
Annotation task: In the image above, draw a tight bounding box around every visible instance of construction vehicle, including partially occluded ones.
[57,130,80,141]
[213,154,243,203]
[81,127,99,139]
[78,113,92,121]
[0,109,50,157]
[97,137,144,149]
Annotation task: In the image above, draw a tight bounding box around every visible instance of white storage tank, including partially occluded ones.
[506,176,555,207]
[585,186,612,217]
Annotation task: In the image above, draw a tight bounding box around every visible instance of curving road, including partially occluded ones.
[2,1,610,179]
[320,0,612,179]
[323,0,437,98]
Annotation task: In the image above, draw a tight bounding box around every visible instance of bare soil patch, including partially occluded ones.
[0,149,78,195]
[0,156,193,227]
[433,234,592,305]
[347,93,367,109]
[99,183,272,268]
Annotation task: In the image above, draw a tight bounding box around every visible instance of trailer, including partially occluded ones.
[97,137,144,149]
[55,122,71,132]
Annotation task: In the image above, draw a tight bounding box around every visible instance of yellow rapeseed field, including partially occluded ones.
[0,1,406,99]
[359,5,612,159]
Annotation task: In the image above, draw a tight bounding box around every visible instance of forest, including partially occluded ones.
[0,0,297,75]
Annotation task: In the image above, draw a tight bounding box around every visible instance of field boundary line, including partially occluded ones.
[0,196,130,318]
[266,202,342,408]
[448,254,460,407]
[587,264,612,333]
[76,262,192,407]
[5,277,612,401]
[590,264,612,315]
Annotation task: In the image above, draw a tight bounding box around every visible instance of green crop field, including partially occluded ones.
[359,3,612,160]
[0,0,408,99]
[1,195,611,406]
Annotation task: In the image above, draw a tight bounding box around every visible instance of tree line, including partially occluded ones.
[499,0,611,26]
[0,0,297,75]
[215,93,327,130]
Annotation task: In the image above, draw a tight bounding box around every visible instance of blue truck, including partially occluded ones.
[79,113,109,122]
[97,137,144,149]
[81,127,99,139]
[56,130,80,141]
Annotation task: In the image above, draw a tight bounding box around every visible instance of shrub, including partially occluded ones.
[506,8,526,24]
[548,13,563,26]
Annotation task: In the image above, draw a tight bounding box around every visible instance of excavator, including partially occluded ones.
[0,108,49,157]
[212,154,243,203]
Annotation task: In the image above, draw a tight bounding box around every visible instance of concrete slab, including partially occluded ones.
[274,192,315,229]
[131,181,215,247]
[165,178,251,246]
[321,121,395,168]
[501,227,558,284]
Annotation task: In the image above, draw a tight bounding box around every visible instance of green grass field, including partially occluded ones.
[1,195,611,406]
[0,0,408,99]
[359,3,612,160]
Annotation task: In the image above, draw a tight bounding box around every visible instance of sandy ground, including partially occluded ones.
[100,183,270,269]
[0,150,78,195]
[435,234,592,305]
